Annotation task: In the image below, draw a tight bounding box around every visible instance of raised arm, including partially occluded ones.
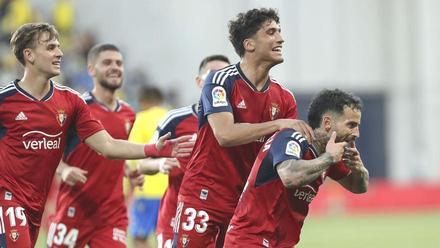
[276,132,346,188]
[208,112,313,147]
[136,157,180,175]
[277,153,334,188]
[84,130,194,159]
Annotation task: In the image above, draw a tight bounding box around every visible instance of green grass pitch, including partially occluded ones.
[297,211,440,248]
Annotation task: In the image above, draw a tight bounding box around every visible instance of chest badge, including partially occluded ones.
[10,229,19,242]
[270,103,279,120]
[56,110,67,126]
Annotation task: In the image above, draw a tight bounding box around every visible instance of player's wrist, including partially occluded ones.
[136,163,143,174]
[144,144,160,157]
[321,152,336,165]
[144,142,173,157]
[158,158,167,173]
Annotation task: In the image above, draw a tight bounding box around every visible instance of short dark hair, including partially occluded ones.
[10,22,59,65]
[87,43,120,65]
[308,89,363,129]
[228,8,280,57]
[198,55,230,74]
[138,86,164,103]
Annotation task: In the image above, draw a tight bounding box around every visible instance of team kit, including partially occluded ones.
[0,7,368,248]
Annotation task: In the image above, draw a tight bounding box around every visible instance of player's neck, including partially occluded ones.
[91,87,117,110]
[19,69,52,100]
[239,58,271,90]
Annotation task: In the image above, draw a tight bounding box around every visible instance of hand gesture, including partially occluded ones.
[156,133,195,158]
[325,131,348,163]
[342,141,364,170]
[158,157,181,174]
[61,166,88,186]
[127,168,144,188]
[276,119,314,143]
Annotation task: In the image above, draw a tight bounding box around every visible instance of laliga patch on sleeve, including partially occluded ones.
[285,140,301,158]
[211,86,228,107]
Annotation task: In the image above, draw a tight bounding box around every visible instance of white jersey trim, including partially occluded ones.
[0,82,15,95]
[54,83,86,103]
[212,65,237,86]
[157,105,193,130]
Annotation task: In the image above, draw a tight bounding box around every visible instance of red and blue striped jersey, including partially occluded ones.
[154,104,198,235]
[52,91,135,228]
[178,63,298,214]
[226,129,350,247]
[0,80,103,226]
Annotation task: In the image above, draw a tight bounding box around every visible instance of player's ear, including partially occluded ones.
[87,63,95,76]
[243,38,255,53]
[195,75,203,88]
[23,48,34,64]
[322,115,332,132]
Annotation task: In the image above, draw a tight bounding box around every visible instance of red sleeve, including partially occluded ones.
[73,95,104,141]
[284,90,298,119]
[328,161,351,180]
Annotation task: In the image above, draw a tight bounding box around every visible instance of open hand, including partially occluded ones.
[61,166,88,186]
[158,157,180,174]
[276,119,314,143]
[156,133,195,158]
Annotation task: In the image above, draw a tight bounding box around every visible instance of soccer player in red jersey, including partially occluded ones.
[140,55,229,248]
[0,23,193,247]
[45,43,141,247]
[224,89,369,247]
[173,8,314,247]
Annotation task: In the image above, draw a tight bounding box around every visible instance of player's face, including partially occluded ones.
[92,50,124,91]
[196,60,230,88]
[29,32,63,78]
[252,20,284,65]
[332,106,361,144]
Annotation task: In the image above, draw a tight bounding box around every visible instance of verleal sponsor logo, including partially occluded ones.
[294,185,317,203]
[22,130,63,150]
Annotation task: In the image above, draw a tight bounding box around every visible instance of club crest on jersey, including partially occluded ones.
[181,234,190,247]
[211,86,227,107]
[56,110,67,126]
[285,141,301,158]
[270,103,279,120]
[10,229,19,242]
